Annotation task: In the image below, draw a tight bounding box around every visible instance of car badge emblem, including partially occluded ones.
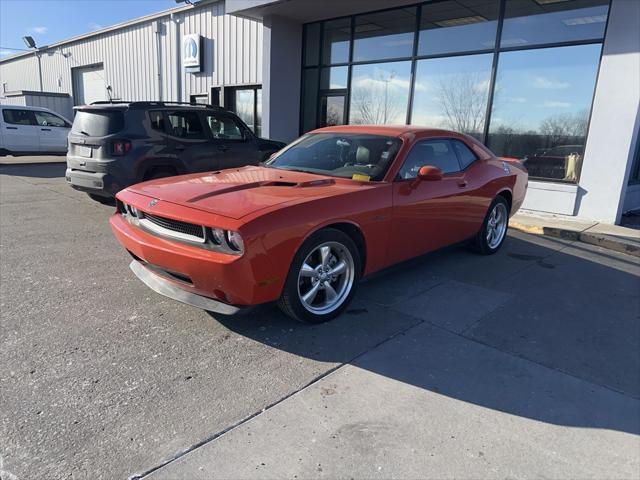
[502,161,511,174]
[149,199,158,208]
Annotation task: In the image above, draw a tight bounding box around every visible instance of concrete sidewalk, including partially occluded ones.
[511,211,640,258]
[140,235,640,480]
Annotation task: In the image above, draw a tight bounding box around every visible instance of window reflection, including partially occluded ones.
[320,66,348,90]
[488,44,602,182]
[418,0,499,55]
[411,54,493,139]
[235,89,255,132]
[353,8,416,62]
[501,0,609,48]
[322,18,351,64]
[349,61,411,125]
[256,89,262,137]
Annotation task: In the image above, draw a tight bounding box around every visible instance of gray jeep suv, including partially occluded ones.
[66,101,286,203]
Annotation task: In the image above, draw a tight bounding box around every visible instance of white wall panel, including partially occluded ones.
[0,1,262,105]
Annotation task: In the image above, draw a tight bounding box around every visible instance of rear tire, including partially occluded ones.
[87,193,115,206]
[471,196,509,255]
[278,228,361,324]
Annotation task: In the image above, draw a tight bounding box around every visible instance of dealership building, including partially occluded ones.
[0,0,638,224]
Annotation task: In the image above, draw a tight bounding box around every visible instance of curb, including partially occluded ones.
[510,221,640,258]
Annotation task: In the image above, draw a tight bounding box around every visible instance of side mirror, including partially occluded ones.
[417,165,443,181]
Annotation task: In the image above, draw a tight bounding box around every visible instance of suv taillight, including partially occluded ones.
[112,140,131,156]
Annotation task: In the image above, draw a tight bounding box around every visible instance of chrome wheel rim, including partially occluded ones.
[297,241,355,315]
[486,203,508,249]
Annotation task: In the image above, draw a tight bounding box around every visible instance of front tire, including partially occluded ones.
[472,196,509,255]
[278,228,361,324]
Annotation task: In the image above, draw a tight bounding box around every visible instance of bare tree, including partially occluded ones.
[350,71,402,124]
[539,108,589,144]
[434,72,490,136]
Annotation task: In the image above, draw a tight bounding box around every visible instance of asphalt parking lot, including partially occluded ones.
[1,162,639,480]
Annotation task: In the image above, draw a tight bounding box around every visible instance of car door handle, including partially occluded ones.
[175,145,186,151]
[41,128,51,131]
[458,180,468,188]
[6,126,17,130]
[217,145,229,152]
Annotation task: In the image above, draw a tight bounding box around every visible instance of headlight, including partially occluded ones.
[211,228,225,245]
[226,231,244,253]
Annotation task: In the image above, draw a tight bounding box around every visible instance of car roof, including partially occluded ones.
[0,104,54,112]
[312,124,463,138]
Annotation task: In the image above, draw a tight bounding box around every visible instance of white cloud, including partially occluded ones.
[532,76,570,90]
[88,22,103,31]
[352,75,411,92]
[505,96,527,103]
[29,26,48,34]
[541,101,572,108]
[0,49,14,57]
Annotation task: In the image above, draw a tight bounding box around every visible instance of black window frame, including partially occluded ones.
[300,0,612,185]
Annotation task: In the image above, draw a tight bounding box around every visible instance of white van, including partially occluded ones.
[0,105,72,156]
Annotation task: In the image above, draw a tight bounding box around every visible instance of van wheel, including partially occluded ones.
[87,193,115,206]
[278,228,361,324]
[144,167,177,181]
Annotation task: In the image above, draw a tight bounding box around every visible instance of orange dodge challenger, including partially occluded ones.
[110,126,527,323]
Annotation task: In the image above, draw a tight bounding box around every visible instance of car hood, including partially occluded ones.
[127,166,373,219]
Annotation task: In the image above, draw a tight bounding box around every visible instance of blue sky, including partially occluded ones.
[0,0,176,57]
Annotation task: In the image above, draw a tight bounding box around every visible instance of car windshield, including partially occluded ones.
[265,133,402,181]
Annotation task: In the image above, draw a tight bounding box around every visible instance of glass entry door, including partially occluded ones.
[320,94,346,127]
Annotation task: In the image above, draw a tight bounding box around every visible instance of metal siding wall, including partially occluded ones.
[0,2,262,104]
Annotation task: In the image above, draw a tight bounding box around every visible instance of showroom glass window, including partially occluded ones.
[300,0,609,184]
[411,54,493,139]
[353,7,417,62]
[487,44,602,182]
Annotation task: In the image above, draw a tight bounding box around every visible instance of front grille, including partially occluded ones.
[140,212,205,242]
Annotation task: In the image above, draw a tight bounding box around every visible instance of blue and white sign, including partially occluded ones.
[183,34,202,72]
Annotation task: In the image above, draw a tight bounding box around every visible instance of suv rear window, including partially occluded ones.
[72,110,124,136]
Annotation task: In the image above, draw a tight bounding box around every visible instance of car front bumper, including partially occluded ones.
[109,212,281,310]
[129,259,247,315]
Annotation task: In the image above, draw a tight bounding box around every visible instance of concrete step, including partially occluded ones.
[510,212,640,258]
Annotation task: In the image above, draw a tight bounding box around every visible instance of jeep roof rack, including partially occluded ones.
[88,100,225,110]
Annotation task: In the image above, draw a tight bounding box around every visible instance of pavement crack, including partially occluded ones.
[130,313,427,479]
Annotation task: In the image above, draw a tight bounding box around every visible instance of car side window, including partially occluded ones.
[205,114,245,141]
[398,139,461,180]
[451,139,477,170]
[2,109,37,126]
[149,111,165,131]
[166,111,206,140]
[34,111,68,128]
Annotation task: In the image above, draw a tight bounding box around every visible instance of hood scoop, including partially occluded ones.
[186,180,304,204]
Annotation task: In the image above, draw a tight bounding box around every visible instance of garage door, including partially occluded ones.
[73,64,107,106]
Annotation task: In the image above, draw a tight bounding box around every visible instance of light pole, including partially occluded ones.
[381,71,396,123]
[23,36,43,92]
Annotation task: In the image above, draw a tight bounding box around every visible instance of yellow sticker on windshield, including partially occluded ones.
[352,173,371,182]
